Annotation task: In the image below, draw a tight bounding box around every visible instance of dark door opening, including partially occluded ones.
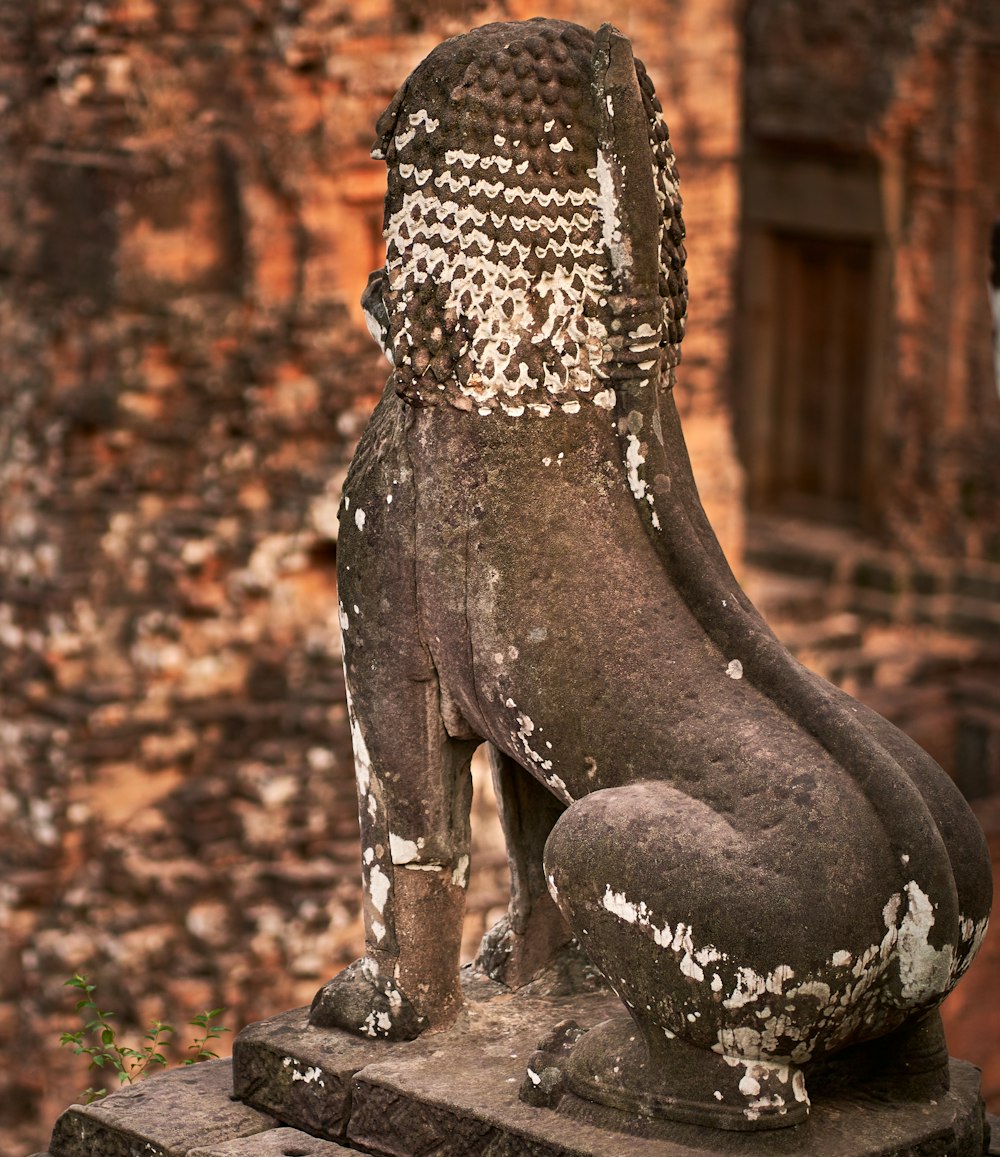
[743,231,875,525]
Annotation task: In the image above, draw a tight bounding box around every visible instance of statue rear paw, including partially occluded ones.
[309,958,427,1040]
[559,1016,810,1131]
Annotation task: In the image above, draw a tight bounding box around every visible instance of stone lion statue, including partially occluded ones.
[310,18,992,1131]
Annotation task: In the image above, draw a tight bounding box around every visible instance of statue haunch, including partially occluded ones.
[310,18,993,1132]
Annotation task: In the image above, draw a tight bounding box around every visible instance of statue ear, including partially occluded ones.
[592,28,671,539]
[591,24,661,299]
[372,80,409,160]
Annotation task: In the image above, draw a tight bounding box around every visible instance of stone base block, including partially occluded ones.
[233,969,990,1156]
[45,1059,352,1157]
[39,970,991,1156]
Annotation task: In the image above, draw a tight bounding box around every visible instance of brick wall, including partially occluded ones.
[1,2,397,1147]
[5,1,998,1151]
[744,0,1000,559]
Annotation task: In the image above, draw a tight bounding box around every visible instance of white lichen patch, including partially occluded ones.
[722,1055,800,1118]
[959,913,989,960]
[389,833,425,865]
[344,682,372,797]
[385,174,613,412]
[354,508,366,531]
[546,771,571,799]
[744,1094,786,1122]
[452,853,470,888]
[726,659,743,680]
[595,149,626,276]
[897,880,955,1002]
[368,865,390,914]
[507,706,573,805]
[628,322,659,350]
[623,431,660,527]
[361,1009,395,1038]
[738,1073,760,1097]
[408,108,439,133]
[597,879,965,1067]
[791,1070,808,1103]
[625,433,648,502]
[291,1065,325,1086]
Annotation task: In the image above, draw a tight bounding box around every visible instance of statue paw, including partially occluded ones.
[563,1015,809,1131]
[476,910,582,992]
[519,1019,587,1108]
[477,915,604,1000]
[476,914,518,982]
[309,958,427,1040]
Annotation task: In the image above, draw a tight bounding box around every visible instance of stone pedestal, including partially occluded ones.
[43,969,991,1157]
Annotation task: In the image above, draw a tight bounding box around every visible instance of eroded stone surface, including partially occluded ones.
[233,1002,394,1139]
[188,1126,355,1156]
[38,974,992,1156]
[48,1060,275,1157]
[236,977,988,1156]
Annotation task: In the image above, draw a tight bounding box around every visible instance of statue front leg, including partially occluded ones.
[310,404,480,1039]
[310,667,477,1038]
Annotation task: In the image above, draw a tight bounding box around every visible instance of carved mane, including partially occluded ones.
[370,19,685,416]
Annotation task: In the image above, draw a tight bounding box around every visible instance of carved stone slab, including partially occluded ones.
[47,1059,277,1157]
[235,971,989,1156]
[188,1128,355,1156]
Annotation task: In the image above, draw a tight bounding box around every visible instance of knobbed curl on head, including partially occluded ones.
[364,19,687,418]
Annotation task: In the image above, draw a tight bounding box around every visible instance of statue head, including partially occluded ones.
[364,19,688,418]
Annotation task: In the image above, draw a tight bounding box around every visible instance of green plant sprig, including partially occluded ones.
[59,974,230,1102]
[184,1007,230,1064]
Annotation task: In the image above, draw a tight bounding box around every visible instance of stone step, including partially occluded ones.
[36,1128,353,1157]
[41,979,991,1157]
[232,969,987,1157]
[44,1059,352,1157]
[190,1129,353,1155]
